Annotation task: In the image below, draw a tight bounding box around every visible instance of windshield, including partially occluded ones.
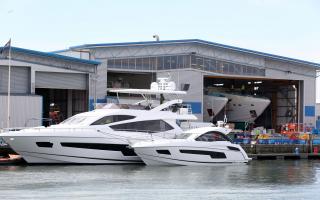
[195,131,233,142]
[60,116,94,125]
[175,132,194,139]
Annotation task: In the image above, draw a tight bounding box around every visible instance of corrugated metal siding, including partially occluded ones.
[0,66,30,93]
[0,95,42,128]
[35,72,87,90]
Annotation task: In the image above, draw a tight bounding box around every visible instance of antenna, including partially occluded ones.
[167,72,171,80]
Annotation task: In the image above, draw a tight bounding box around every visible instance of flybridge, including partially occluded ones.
[107,77,187,108]
[108,88,186,95]
[106,77,193,115]
[108,77,186,95]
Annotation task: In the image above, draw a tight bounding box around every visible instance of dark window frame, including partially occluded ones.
[91,115,135,125]
[110,119,174,133]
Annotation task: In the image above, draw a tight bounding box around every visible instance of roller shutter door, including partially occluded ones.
[0,66,30,93]
[35,72,87,90]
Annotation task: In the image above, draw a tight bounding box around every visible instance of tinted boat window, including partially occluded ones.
[175,132,193,139]
[60,116,93,125]
[110,120,173,132]
[91,115,135,125]
[196,131,232,142]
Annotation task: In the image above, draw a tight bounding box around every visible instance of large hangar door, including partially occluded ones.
[35,72,87,90]
[0,66,30,93]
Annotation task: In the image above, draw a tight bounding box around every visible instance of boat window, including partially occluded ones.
[91,115,135,125]
[60,116,92,125]
[250,110,257,118]
[195,131,232,142]
[175,132,193,139]
[110,120,174,133]
[176,120,181,127]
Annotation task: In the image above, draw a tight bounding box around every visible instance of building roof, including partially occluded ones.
[70,39,320,68]
[5,47,101,65]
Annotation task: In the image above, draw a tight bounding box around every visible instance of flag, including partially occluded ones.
[0,39,11,55]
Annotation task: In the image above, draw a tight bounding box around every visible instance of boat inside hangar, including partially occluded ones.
[203,77,301,131]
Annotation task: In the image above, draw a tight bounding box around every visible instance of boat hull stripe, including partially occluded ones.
[19,151,142,162]
[60,142,137,156]
[179,149,227,158]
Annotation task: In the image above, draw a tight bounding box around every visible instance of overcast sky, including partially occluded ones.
[0,0,319,63]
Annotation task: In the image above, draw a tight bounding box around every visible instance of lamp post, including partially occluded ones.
[153,35,159,41]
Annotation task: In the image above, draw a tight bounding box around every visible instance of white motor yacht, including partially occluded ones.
[0,78,199,164]
[131,126,251,166]
[223,93,270,122]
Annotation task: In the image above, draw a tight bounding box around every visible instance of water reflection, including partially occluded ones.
[1,161,320,199]
[246,160,320,185]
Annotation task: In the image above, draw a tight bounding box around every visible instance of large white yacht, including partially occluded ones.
[223,93,271,122]
[131,126,251,166]
[205,92,270,123]
[0,78,198,164]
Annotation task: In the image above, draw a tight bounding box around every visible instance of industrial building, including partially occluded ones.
[0,47,99,128]
[1,39,319,131]
[56,39,319,131]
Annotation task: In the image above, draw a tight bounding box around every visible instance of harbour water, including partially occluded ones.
[1,160,320,200]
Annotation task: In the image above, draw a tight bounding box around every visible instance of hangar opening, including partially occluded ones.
[35,89,87,124]
[35,72,89,124]
[203,76,301,131]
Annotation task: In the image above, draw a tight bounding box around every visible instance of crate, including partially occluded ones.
[313,139,320,145]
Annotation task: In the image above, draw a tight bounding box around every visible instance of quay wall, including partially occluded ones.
[241,144,319,154]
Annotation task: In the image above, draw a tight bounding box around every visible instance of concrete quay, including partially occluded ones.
[242,144,320,160]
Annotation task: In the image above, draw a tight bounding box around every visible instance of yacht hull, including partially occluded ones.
[1,135,142,164]
[205,93,271,122]
[132,142,251,166]
[224,93,270,122]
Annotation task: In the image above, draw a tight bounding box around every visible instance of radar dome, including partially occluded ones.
[150,82,158,90]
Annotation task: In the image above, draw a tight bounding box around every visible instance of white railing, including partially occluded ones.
[97,129,178,142]
[0,127,97,134]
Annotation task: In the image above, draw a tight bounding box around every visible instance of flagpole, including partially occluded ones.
[7,41,11,128]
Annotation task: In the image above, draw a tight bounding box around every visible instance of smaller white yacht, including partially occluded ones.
[131,126,251,166]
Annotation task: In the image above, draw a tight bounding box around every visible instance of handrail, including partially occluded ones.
[24,117,52,127]
[97,129,159,142]
[207,91,270,100]
[0,127,98,134]
[151,99,183,112]
[110,128,159,133]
